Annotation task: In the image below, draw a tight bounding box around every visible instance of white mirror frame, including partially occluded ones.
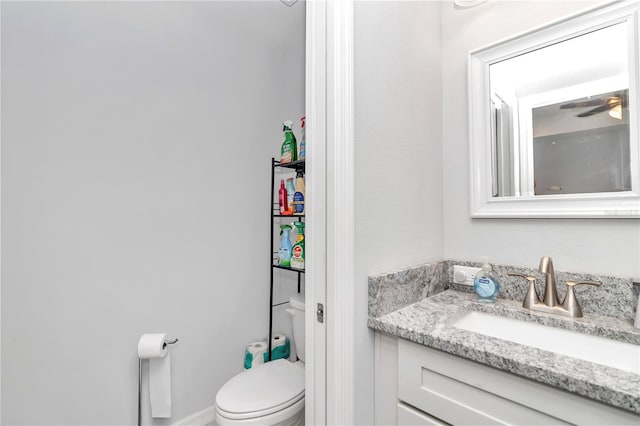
[468,0,640,218]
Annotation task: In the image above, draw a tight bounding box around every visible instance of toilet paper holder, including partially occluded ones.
[138,336,179,426]
[163,338,178,349]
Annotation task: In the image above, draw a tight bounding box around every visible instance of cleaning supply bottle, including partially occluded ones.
[291,221,305,270]
[473,257,501,303]
[280,121,298,164]
[286,178,296,215]
[293,171,305,214]
[278,225,293,267]
[278,179,289,215]
[299,116,306,160]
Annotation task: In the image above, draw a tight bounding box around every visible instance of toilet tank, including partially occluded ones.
[288,293,305,362]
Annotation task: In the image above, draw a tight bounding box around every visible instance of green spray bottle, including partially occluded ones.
[290,221,305,270]
[280,120,298,164]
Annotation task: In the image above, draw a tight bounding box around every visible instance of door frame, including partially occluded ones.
[305,0,355,424]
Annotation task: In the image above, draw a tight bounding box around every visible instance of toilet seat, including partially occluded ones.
[215,359,305,421]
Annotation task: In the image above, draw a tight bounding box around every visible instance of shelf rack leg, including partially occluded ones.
[268,158,275,362]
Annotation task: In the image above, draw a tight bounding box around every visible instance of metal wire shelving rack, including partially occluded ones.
[268,158,305,360]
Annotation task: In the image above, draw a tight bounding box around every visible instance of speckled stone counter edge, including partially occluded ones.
[368,260,447,319]
[368,259,638,324]
[369,290,640,415]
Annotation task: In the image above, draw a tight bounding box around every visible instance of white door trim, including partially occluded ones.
[306,0,355,424]
[305,0,327,424]
[326,0,355,423]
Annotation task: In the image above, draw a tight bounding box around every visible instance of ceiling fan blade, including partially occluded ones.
[576,102,616,117]
[560,98,606,109]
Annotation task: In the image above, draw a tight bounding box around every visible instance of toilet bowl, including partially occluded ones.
[215,293,306,426]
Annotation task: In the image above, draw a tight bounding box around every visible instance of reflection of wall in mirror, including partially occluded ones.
[533,125,631,195]
[491,95,516,197]
[531,88,631,195]
[490,23,628,103]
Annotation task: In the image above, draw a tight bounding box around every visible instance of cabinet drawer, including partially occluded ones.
[398,346,562,425]
[397,339,640,426]
[397,403,449,426]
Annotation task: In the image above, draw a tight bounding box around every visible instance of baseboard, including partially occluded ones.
[172,405,216,426]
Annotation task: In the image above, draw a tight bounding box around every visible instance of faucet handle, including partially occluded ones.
[508,272,535,281]
[508,272,540,309]
[566,280,602,288]
[562,280,602,318]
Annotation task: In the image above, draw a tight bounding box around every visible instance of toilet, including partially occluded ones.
[215,293,306,426]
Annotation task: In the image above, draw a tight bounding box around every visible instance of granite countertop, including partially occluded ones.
[368,290,640,414]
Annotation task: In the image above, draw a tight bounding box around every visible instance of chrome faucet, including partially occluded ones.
[508,256,601,318]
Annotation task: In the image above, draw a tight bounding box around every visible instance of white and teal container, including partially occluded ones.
[473,258,501,303]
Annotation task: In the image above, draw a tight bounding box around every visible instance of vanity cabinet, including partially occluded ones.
[374,332,640,426]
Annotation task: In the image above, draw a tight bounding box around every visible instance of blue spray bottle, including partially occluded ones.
[278,224,293,267]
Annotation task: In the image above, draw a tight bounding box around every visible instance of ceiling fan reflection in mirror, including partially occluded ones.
[560,91,628,118]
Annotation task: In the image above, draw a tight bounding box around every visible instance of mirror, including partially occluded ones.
[468,1,640,218]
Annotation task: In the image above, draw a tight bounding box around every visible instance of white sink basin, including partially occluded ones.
[453,311,640,374]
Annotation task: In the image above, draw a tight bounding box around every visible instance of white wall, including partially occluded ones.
[1,2,304,424]
[354,2,443,424]
[441,0,640,278]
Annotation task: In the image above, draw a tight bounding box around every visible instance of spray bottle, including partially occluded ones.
[293,171,305,214]
[280,121,298,164]
[299,116,306,160]
[286,178,296,215]
[290,221,305,270]
[279,179,290,215]
[278,225,293,267]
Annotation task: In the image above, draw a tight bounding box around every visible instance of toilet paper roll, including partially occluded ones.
[138,334,172,418]
[271,334,287,349]
[245,341,267,370]
[268,334,290,361]
[138,333,168,359]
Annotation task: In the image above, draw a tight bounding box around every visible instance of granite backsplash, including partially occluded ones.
[368,259,639,324]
